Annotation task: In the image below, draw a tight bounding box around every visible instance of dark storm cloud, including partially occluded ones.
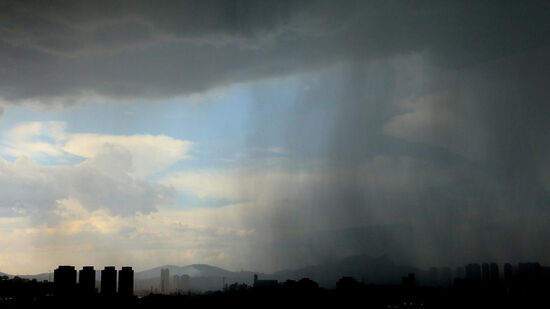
[0,0,548,105]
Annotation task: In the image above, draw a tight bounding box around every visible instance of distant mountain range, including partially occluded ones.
[2,255,419,290]
[135,264,255,280]
[2,272,52,281]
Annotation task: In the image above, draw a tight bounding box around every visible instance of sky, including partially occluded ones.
[0,0,549,275]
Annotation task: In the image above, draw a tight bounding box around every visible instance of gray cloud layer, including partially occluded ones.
[0,0,548,105]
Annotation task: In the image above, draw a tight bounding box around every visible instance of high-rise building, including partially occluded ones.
[173,275,180,292]
[401,273,416,288]
[440,267,452,286]
[54,266,77,295]
[253,274,278,288]
[481,263,490,282]
[465,263,481,282]
[161,268,170,294]
[489,263,500,283]
[101,266,117,296]
[518,262,541,286]
[455,266,465,279]
[181,274,190,292]
[79,266,96,295]
[504,263,513,281]
[428,267,439,286]
[118,266,134,296]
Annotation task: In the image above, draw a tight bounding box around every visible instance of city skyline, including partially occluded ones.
[39,259,550,295]
[11,257,550,289]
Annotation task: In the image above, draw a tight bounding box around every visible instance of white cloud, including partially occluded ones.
[2,121,68,159]
[64,134,192,176]
[1,121,192,176]
[0,121,193,219]
[0,152,165,218]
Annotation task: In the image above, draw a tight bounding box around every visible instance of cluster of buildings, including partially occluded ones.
[420,262,549,287]
[253,274,278,288]
[54,266,134,296]
[159,268,191,294]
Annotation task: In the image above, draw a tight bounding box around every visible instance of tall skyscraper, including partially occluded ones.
[118,266,134,296]
[504,263,513,281]
[518,262,541,286]
[481,263,490,282]
[54,266,77,295]
[455,266,465,279]
[465,263,482,282]
[173,274,180,292]
[181,274,190,292]
[161,268,170,294]
[440,267,452,286]
[101,266,117,296]
[489,263,500,283]
[428,267,438,286]
[79,266,96,295]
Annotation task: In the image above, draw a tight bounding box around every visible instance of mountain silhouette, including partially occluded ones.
[0,272,51,281]
[134,264,256,292]
[135,264,254,280]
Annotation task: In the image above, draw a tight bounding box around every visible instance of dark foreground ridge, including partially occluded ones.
[2,261,550,308]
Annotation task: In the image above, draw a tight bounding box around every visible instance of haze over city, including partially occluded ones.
[0,0,549,279]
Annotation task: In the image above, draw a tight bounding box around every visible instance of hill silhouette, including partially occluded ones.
[135,264,252,280]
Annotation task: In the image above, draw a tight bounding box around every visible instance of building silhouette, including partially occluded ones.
[101,266,117,296]
[402,273,416,288]
[172,274,191,293]
[465,263,482,282]
[489,263,500,283]
[518,262,541,286]
[118,266,134,296]
[428,267,438,286]
[79,266,96,295]
[160,268,170,294]
[54,266,77,295]
[180,274,190,292]
[481,263,490,282]
[455,266,465,279]
[253,274,278,288]
[173,274,180,292]
[440,267,452,286]
[504,263,513,282]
